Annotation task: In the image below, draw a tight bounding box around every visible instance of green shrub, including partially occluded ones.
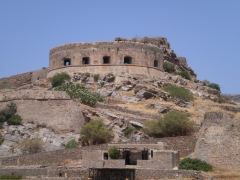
[163,85,194,102]
[7,115,22,125]
[0,175,22,179]
[66,139,78,148]
[0,139,3,146]
[50,72,71,87]
[209,83,220,92]
[178,158,213,172]
[55,82,105,106]
[124,126,136,138]
[108,146,120,159]
[0,102,22,127]
[175,71,191,80]
[85,72,90,77]
[80,119,112,145]
[142,111,194,137]
[42,67,47,69]
[94,74,100,82]
[163,62,175,73]
[107,72,115,77]
[0,83,12,89]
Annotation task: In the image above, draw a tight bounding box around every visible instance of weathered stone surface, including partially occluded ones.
[195,111,240,170]
[122,96,140,103]
[97,88,113,97]
[111,91,122,98]
[121,85,133,91]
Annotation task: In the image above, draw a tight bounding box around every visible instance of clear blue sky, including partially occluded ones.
[0,0,239,94]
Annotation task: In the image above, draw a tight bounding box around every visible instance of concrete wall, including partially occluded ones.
[48,41,164,78]
[195,111,240,170]
[0,90,84,133]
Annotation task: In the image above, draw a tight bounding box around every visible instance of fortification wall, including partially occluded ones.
[0,90,84,132]
[194,112,240,170]
[48,41,164,78]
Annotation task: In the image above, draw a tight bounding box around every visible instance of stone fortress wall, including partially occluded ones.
[48,41,164,78]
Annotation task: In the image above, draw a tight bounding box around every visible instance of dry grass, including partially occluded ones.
[117,102,159,115]
[234,112,240,119]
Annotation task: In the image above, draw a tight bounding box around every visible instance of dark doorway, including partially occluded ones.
[124,56,132,64]
[64,58,71,66]
[82,57,90,64]
[154,60,158,67]
[142,150,148,160]
[103,56,110,64]
[103,152,108,160]
[125,151,131,165]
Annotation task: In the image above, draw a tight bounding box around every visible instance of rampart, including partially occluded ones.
[0,90,84,132]
[48,41,164,78]
[194,112,240,170]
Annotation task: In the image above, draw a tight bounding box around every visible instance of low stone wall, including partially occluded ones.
[31,68,49,83]
[0,90,71,102]
[0,148,82,166]
[135,169,204,180]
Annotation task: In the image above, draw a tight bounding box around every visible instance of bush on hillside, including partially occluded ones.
[80,119,112,145]
[175,71,191,80]
[54,82,105,106]
[142,111,194,137]
[163,62,175,73]
[178,158,213,172]
[163,85,194,102]
[108,146,120,159]
[0,83,12,89]
[124,126,136,138]
[209,83,221,92]
[66,139,78,148]
[50,72,71,87]
[85,72,90,77]
[0,102,22,126]
[19,136,42,154]
[94,74,100,82]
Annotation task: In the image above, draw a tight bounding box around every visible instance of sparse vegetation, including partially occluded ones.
[54,82,105,106]
[0,102,22,126]
[84,72,90,77]
[0,139,3,146]
[124,126,136,138]
[178,158,213,172]
[80,119,112,145]
[66,139,78,148]
[94,74,100,82]
[107,72,115,77]
[0,83,11,89]
[175,71,191,80]
[209,83,221,92]
[142,111,194,137]
[0,175,22,179]
[163,62,175,73]
[108,146,120,159]
[50,72,71,87]
[19,136,42,154]
[163,85,194,102]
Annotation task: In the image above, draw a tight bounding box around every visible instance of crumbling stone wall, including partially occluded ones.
[0,72,32,88]
[31,68,48,83]
[0,90,84,132]
[194,111,240,170]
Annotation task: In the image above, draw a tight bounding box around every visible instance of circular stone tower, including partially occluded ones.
[48,40,164,78]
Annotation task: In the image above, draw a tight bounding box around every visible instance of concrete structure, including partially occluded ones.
[48,41,164,78]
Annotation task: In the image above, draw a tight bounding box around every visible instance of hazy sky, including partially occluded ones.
[0,0,239,94]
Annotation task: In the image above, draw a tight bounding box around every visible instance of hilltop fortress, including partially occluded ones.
[47,37,196,79]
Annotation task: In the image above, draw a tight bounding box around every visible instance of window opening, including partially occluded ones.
[103,56,110,64]
[103,153,108,160]
[151,150,153,158]
[124,56,132,64]
[142,150,148,160]
[64,58,71,66]
[124,151,131,165]
[154,60,158,67]
[82,57,90,64]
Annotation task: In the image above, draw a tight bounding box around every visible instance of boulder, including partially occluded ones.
[136,89,154,99]
[134,84,147,94]
[121,85,133,91]
[122,96,140,103]
[97,88,113,97]
[111,92,122,98]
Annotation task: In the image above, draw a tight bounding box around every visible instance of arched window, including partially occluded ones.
[124,56,132,64]
[82,57,90,65]
[154,60,158,67]
[64,58,71,66]
[103,56,110,64]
